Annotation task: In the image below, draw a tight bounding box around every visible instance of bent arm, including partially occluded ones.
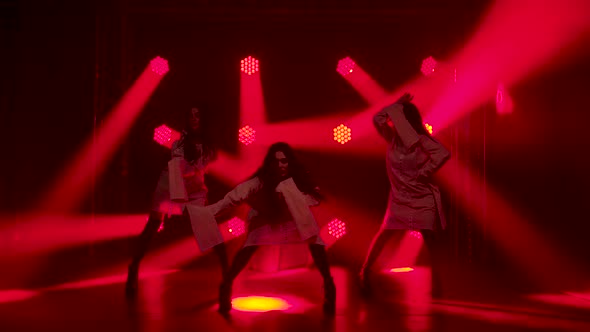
[382,104,420,148]
[373,107,396,142]
[207,177,262,216]
[418,136,451,179]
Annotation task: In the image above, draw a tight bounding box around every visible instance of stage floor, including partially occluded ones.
[1,259,589,332]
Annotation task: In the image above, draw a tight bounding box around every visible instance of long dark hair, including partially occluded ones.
[402,102,430,137]
[180,107,215,163]
[250,142,322,215]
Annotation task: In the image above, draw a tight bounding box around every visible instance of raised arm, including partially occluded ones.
[382,103,420,149]
[374,93,421,147]
[373,107,396,142]
[417,136,451,180]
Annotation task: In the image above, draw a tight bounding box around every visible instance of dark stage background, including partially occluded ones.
[2,0,590,290]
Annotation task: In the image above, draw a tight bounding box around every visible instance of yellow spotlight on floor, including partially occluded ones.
[232,296,291,312]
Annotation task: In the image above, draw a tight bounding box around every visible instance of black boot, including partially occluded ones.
[126,211,162,297]
[323,277,336,315]
[218,280,232,313]
[217,246,258,314]
[125,263,139,297]
[213,243,230,278]
[358,268,372,298]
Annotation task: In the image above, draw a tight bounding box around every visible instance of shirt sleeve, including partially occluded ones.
[304,194,320,207]
[382,104,420,148]
[171,140,183,159]
[276,177,320,207]
[373,107,396,142]
[207,177,262,217]
[417,136,451,179]
[169,141,193,177]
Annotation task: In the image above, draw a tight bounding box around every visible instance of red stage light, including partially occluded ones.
[238,125,256,145]
[333,124,352,144]
[241,56,259,75]
[336,57,356,76]
[327,218,346,239]
[227,217,246,237]
[420,56,437,76]
[409,230,422,239]
[153,124,181,148]
[150,56,169,75]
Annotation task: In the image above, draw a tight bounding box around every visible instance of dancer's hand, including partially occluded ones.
[394,93,414,105]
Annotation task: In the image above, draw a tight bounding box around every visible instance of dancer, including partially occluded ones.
[189,142,336,315]
[126,107,227,295]
[359,93,450,298]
